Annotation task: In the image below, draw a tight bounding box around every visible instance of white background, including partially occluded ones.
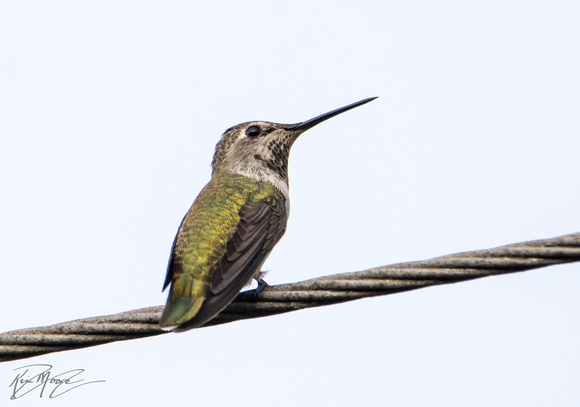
[1,1,579,405]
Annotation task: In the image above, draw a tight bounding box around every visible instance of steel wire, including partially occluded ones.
[1,232,578,362]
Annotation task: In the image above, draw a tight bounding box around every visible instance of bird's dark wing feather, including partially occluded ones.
[173,197,286,331]
[162,212,187,291]
[211,201,272,293]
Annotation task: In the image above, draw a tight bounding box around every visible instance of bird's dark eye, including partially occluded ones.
[246,125,261,138]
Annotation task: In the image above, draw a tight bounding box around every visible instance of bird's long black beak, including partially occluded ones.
[284,97,378,132]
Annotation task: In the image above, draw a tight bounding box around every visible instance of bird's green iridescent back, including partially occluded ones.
[159,171,287,330]
[173,172,282,280]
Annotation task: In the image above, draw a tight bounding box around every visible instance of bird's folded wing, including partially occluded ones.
[177,199,283,329]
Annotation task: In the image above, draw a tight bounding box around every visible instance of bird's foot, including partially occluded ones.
[256,276,270,294]
[250,271,270,300]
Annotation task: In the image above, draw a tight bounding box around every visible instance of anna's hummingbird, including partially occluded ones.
[159,97,377,331]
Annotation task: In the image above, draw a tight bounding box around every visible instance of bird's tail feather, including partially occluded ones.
[159,274,205,331]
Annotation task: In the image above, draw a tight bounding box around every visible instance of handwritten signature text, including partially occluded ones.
[9,364,105,399]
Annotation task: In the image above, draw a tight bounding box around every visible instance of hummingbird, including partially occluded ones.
[159,97,377,332]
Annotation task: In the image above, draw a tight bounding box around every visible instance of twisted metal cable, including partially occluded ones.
[1,232,579,362]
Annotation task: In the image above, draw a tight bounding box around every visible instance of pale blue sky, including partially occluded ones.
[1,1,579,405]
